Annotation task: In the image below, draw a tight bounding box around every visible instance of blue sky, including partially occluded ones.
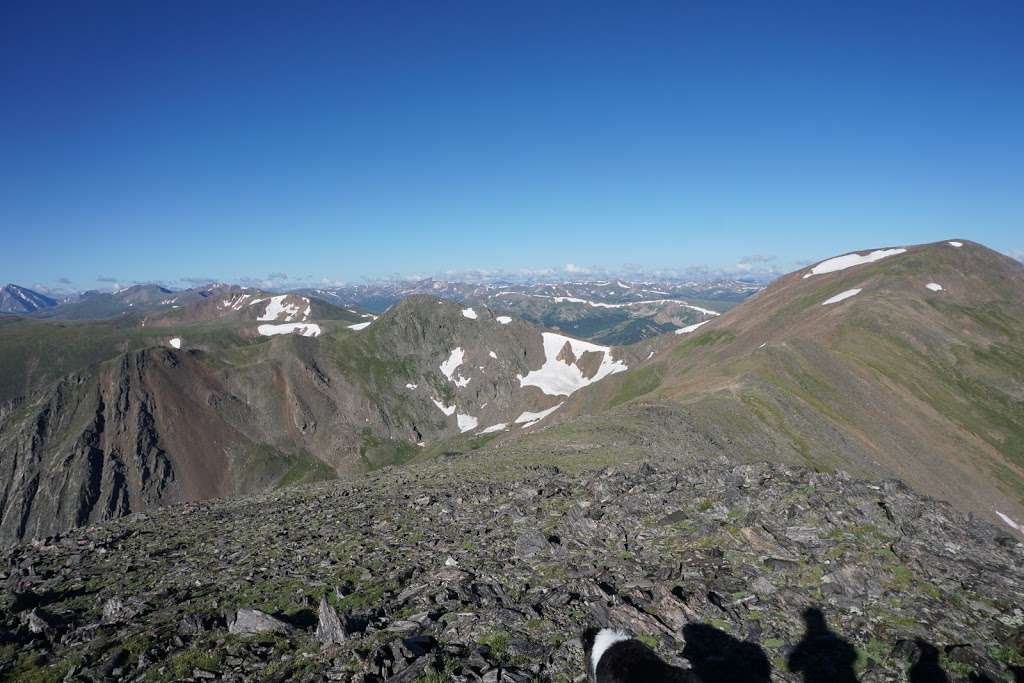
[2,1,1022,290]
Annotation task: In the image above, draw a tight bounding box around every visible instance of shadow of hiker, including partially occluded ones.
[681,623,772,683]
[906,639,949,683]
[787,607,859,683]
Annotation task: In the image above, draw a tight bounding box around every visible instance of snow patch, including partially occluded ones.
[168,337,181,349]
[675,320,711,335]
[461,308,478,320]
[456,414,478,432]
[517,333,627,396]
[488,351,497,359]
[822,289,862,305]
[431,399,456,416]
[996,511,1023,535]
[405,383,418,390]
[477,423,507,435]
[257,323,321,337]
[515,403,563,428]
[949,241,963,247]
[803,248,906,278]
[495,316,512,324]
[258,295,308,322]
[348,321,372,331]
[926,283,944,292]
[440,348,466,383]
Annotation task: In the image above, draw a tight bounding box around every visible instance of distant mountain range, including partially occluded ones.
[1,278,763,345]
[1,240,1022,544]
[0,284,58,314]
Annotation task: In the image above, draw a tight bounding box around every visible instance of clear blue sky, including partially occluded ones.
[2,1,1022,289]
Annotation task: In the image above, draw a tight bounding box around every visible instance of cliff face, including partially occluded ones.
[0,351,182,543]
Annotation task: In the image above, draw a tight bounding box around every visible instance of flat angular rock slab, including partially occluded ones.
[227,607,291,635]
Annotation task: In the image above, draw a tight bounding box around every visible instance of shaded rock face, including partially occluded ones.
[1,454,1020,681]
[0,351,178,544]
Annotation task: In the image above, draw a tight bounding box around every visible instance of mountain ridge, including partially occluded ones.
[562,239,1024,530]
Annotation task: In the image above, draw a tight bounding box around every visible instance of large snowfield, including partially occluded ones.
[518,333,627,396]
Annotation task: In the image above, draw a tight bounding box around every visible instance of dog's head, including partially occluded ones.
[580,627,632,681]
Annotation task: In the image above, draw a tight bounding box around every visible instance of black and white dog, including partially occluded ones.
[581,628,698,682]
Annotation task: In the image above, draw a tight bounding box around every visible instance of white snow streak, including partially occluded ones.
[996,511,1024,535]
[496,316,512,324]
[477,423,508,435]
[803,248,906,278]
[493,293,719,315]
[926,283,944,292]
[674,320,711,335]
[348,321,372,331]
[949,241,963,247]
[821,288,862,305]
[514,403,563,428]
[431,399,456,416]
[257,323,322,337]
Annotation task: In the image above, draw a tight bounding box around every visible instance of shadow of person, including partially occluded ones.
[681,623,772,683]
[787,607,859,683]
[907,639,949,683]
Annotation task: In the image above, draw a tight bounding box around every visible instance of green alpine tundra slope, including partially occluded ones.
[569,240,1024,530]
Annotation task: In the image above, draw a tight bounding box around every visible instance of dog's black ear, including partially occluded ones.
[580,626,600,654]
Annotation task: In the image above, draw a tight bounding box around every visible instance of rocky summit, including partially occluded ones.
[2,443,1022,682]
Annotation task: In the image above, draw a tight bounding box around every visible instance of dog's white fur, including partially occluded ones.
[590,628,631,676]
